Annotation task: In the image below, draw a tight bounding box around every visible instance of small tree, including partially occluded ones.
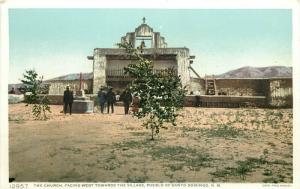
[118,42,186,140]
[21,69,51,120]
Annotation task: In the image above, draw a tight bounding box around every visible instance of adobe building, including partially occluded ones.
[45,18,292,108]
[87,18,195,94]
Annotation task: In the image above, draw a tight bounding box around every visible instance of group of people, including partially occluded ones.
[97,87,134,115]
[63,86,138,115]
[97,87,116,114]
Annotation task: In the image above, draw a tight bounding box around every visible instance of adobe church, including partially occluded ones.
[87,18,198,94]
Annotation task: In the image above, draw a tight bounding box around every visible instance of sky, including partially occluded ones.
[8,9,292,83]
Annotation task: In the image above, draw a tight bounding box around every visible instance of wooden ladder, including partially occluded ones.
[205,76,216,95]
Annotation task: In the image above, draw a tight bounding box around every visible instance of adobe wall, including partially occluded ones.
[267,78,292,108]
[189,78,205,95]
[91,48,191,94]
[93,54,107,94]
[36,95,64,105]
[176,50,191,88]
[37,94,115,107]
[184,95,267,108]
[187,78,292,108]
[215,79,269,96]
[36,94,97,105]
[42,78,292,108]
[47,80,93,95]
[107,59,177,71]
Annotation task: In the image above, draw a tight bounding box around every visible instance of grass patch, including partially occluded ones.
[60,147,81,154]
[114,139,158,150]
[263,177,281,183]
[126,175,148,183]
[267,142,276,148]
[181,126,203,133]
[168,163,184,171]
[60,168,82,180]
[263,169,273,176]
[103,151,121,170]
[210,169,231,178]
[105,152,116,162]
[245,157,267,165]
[164,171,174,179]
[147,146,213,171]
[211,153,292,181]
[211,156,267,180]
[103,163,119,170]
[114,140,148,149]
[130,132,149,136]
[48,151,57,158]
[9,115,25,124]
[234,160,255,179]
[86,163,96,168]
[270,159,291,166]
[202,124,244,138]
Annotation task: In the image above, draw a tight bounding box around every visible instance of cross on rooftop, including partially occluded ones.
[142,17,146,24]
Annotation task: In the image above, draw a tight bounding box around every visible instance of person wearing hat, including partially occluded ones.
[97,87,107,114]
[106,87,116,114]
[120,88,132,115]
[63,85,74,115]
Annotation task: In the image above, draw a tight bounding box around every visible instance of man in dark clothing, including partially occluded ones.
[120,89,132,115]
[9,87,16,94]
[97,87,107,113]
[63,86,74,115]
[106,87,116,114]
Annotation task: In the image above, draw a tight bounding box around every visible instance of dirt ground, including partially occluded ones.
[9,103,293,183]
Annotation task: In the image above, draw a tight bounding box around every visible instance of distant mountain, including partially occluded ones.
[216,66,292,78]
[8,72,93,93]
[45,72,93,81]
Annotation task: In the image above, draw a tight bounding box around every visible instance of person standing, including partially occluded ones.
[63,86,74,115]
[120,89,132,115]
[106,87,116,114]
[131,94,139,113]
[9,87,16,94]
[97,87,107,114]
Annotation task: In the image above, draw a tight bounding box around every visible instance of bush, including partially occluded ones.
[21,69,51,120]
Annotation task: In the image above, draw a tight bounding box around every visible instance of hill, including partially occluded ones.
[216,66,292,78]
[45,72,93,81]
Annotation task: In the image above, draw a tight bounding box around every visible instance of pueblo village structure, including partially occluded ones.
[42,18,292,108]
[87,17,191,93]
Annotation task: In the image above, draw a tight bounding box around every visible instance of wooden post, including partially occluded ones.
[79,72,83,90]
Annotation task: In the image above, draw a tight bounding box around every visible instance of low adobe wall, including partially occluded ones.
[37,93,290,108]
[32,94,96,105]
[35,95,64,105]
[36,77,293,109]
[214,78,268,96]
[46,79,93,95]
[35,94,116,107]
[189,78,205,95]
[267,78,292,108]
[193,78,292,108]
[184,95,267,108]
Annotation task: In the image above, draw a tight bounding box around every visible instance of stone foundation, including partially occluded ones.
[72,99,94,114]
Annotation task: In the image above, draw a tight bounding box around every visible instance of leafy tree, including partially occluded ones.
[21,69,51,120]
[118,42,186,140]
